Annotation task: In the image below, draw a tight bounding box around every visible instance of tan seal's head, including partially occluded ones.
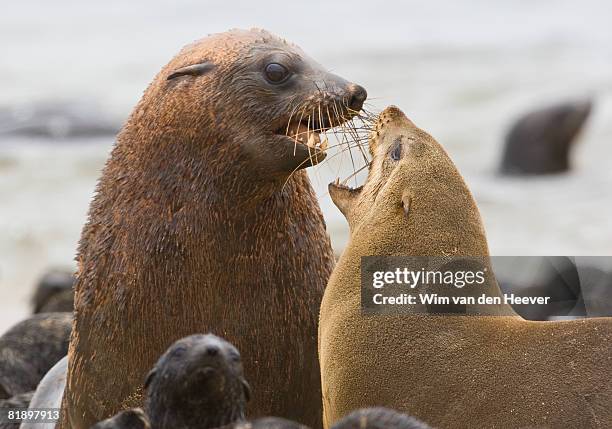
[328,106,489,256]
[140,28,367,176]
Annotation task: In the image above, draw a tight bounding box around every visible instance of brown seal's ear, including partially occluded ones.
[143,368,157,390]
[240,377,252,402]
[167,61,216,80]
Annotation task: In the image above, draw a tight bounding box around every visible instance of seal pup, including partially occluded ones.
[319,106,612,428]
[0,313,71,399]
[60,28,366,429]
[499,99,592,174]
[88,334,247,429]
[31,269,74,314]
[331,408,432,429]
[89,409,150,429]
[0,392,34,429]
[144,334,250,429]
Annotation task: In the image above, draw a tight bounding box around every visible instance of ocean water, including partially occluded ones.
[1,0,612,330]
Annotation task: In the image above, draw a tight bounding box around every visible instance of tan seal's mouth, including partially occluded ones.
[330,178,363,193]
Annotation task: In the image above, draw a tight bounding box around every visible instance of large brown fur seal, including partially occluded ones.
[499,99,592,174]
[61,28,366,429]
[319,106,612,428]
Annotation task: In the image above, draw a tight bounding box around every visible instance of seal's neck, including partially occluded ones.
[335,241,516,317]
[113,121,308,213]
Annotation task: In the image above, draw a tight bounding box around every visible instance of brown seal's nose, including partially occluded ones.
[347,84,367,112]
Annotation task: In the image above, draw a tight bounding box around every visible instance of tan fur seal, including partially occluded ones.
[60,28,366,429]
[319,106,612,429]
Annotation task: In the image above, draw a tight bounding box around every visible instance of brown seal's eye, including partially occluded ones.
[265,63,290,84]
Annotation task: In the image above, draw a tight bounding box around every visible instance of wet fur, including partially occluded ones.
[60,29,342,428]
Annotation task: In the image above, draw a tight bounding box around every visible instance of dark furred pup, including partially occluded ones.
[61,28,366,429]
[144,334,250,429]
[89,409,150,429]
[0,312,71,399]
[0,392,34,429]
[31,269,75,313]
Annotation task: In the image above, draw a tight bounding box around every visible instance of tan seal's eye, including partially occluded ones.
[265,63,291,84]
[390,137,403,161]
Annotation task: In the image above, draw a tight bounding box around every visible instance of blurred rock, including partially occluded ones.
[499,257,612,320]
[0,101,121,139]
[499,99,593,175]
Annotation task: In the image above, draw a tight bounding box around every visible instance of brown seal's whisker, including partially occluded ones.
[282,140,368,191]
[346,121,370,165]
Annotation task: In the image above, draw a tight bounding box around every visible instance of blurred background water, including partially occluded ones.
[1,0,611,329]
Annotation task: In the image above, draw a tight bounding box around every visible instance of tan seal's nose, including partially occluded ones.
[347,84,367,111]
[380,105,415,127]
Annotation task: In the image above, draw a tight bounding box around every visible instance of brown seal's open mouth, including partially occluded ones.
[274,119,329,149]
[272,116,332,166]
